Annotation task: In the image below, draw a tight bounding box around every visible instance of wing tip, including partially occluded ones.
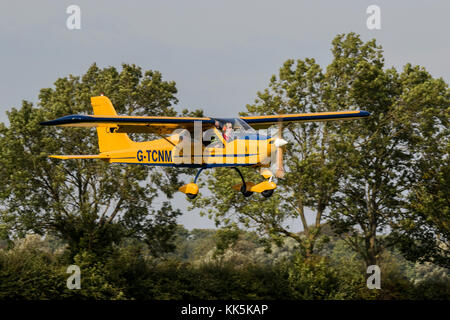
[40,115,93,126]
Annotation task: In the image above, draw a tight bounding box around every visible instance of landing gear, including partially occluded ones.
[180,167,276,199]
[179,168,203,199]
[179,182,199,199]
[232,167,276,197]
[262,189,274,198]
[240,184,253,197]
[234,167,253,197]
[186,193,198,199]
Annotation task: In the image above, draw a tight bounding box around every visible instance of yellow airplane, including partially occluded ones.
[41,95,370,199]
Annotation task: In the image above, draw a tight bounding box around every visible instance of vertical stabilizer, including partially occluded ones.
[90,96,133,152]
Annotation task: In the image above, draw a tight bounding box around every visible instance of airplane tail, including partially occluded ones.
[91,96,134,153]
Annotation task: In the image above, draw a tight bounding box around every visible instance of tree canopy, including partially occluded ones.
[0,63,186,258]
[0,34,447,301]
[191,33,449,268]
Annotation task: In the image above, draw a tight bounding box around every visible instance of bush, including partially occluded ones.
[0,235,66,299]
[284,254,340,299]
[119,259,291,300]
[0,235,448,300]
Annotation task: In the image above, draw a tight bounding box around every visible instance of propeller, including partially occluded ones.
[269,118,287,178]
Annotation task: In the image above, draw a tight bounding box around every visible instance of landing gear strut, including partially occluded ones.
[180,167,276,199]
[232,167,277,198]
[234,167,253,197]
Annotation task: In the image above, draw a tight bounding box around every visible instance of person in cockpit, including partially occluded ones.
[223,122,234,141]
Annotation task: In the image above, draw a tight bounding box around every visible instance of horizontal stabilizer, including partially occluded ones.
[49,154,110,160]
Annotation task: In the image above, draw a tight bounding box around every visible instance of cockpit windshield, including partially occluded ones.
[213,118,255,142]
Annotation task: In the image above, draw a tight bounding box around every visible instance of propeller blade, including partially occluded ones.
[275,119,285,178]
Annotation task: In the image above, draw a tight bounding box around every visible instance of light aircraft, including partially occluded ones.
[41,95,370,199]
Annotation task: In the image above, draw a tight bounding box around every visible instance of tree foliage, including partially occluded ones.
[0,33,448,299]
[0,63,183,258]
[190,33,449,269]
[192,58,337,256]
[393,64,449,268]
[325,35,449,268]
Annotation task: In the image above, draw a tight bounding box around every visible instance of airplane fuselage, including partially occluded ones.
[104,133,275,168]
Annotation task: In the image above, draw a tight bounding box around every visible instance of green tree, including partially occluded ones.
[0,63,183,259]
[393,64,449,268]
[192,33,449,270]
[325,34,449,268]
[323,33,406,267]
[192,58,337,256]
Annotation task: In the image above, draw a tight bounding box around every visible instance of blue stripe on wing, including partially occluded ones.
[241,111,371,124]
[40,114,215,126]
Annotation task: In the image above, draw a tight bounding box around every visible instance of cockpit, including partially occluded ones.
[203,118,256,146]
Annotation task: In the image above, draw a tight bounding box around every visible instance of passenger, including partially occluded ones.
[223,122,233,141]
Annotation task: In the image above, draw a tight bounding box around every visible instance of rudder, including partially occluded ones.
[91,96,134,153]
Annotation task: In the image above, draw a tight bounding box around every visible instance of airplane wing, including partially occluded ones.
[240,110,371,129]
[40,114,216,135]
[41,96,369,133]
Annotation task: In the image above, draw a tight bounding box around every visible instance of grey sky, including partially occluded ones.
[1,0,448,230]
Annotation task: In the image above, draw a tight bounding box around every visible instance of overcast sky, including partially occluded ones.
[0,0,448,230]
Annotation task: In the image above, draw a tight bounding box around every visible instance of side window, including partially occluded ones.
[207,141,224,149]
[203,128,224,148]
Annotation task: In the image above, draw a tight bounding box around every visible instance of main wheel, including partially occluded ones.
[261,189,274,198]
[186,193,198,199]
[240,185,253,197]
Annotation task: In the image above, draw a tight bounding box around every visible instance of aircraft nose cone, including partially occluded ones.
[274,138,288,148]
